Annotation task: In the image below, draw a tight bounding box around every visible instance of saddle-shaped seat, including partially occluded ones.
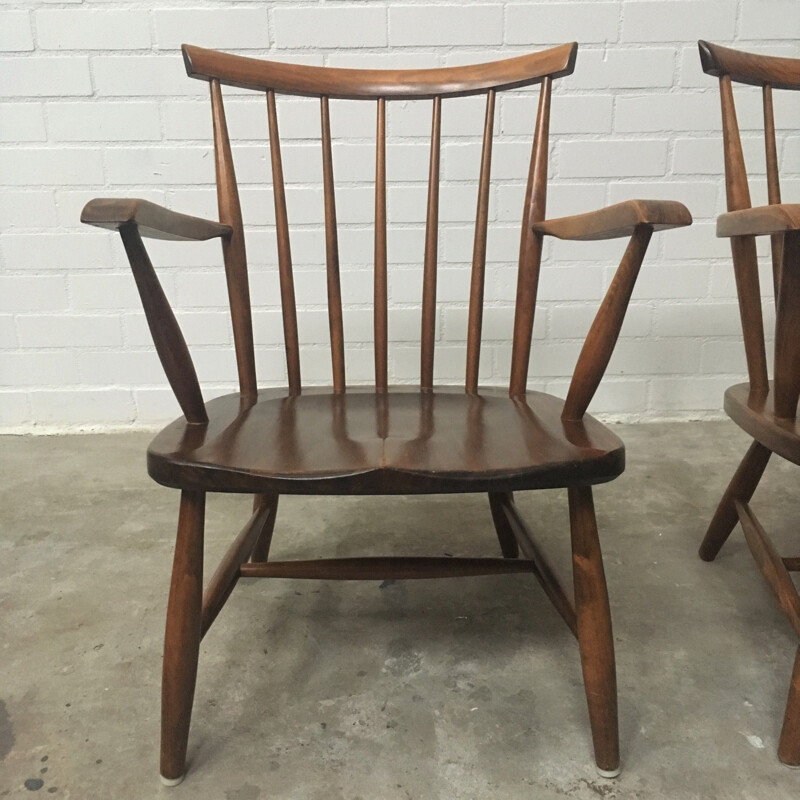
[147,388,625,495]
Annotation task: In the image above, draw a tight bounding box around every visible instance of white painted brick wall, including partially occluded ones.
[0,0,797,430]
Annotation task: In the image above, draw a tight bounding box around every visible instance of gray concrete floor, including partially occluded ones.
[1,421,799,799]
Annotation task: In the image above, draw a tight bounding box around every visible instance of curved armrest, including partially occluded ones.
[532,199,692,241]
[81,198,231,242]
[717,204,800,238]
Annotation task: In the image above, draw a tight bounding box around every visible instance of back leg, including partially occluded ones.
[779,646,800,767]
[488,492,519,558]
[699,440,770,562]
[250,492,279,562]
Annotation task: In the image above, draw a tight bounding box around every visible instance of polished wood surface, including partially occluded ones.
[420,97,442,391]
[533,199,691,241]
[465,90,495,393]
[724,383,800,465]
[147,387,625,495]
[267,89,301,395]
[200,497,277,638]
[241,557,540,580]
[698,41,800,767]
[699,439,771,562]
[374,99,388,391]
[321,96,346,393]
[736,501,800,638]
[160,490,204,783]
[489,491,577,636]
[699,40,800,91]
[717,204,800,238]
[562,226,652,421]
[509,76,550,396]
[569,486,619,775]
[183,42,578,99]
[211,78,257,403]
[81,198,230,241]
[82,42,694,781]
[119,227,207,424]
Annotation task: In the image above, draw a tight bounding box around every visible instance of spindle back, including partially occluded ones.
[183,42,578,398]
[700,41,800,417]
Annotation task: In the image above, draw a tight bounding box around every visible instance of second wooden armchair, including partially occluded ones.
[82,41,691,784]
[697,40,800,767]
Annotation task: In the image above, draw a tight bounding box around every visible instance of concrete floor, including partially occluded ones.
[1,421,799,799]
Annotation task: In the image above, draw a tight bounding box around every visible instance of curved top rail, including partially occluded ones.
[699,40,800,91]
[182,43,578,99]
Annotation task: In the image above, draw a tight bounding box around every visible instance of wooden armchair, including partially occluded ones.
[82,42,691,784]
[696,40,800,766]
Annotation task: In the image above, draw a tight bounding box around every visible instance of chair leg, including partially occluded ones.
[488,492,520,558]
[250,492,279,563]
[568,486,619,777]
[779,646,800,767]
[160,490,205,785]
[699,440,771,562]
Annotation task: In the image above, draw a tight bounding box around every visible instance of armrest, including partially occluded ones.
[532,199,692,241]
[81,198,232,242]
[717,204,800,238]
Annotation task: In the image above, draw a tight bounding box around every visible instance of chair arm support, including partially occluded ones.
[562,226,655,421]
[81,198,232,242]
[532,199,692,241]
[717,205,800,238]
[118,227,207,424]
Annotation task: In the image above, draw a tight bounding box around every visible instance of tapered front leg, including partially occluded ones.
[779,646,800,767]
[568,486,619,777]
[699,440,770,562]
[161,490,205,785]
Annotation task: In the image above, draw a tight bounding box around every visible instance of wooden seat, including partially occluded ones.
[696,40,800,767]
[148,388,625,494]
[82,40,691,784]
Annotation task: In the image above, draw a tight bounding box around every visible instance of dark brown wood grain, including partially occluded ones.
[82,198,231,241]
[509,77,550,397]
[374,98,388,391]
[488,491,520,559]
[489,492,577,636]
[699,439,771,562]
[83,42,696,782]
[562,226,652,421]
[763,85,784,297]
[241,556,541,580]
[119,226,207,424]
[736,501,800,637]
[773,232,800,419]
[320,96,346,393]
[533,199,690,241]
[146,387,626,495]
[183,42,578,99]
[717,204,800,238]
[569,486,619,776]
[200,498,278,638]
[699,40,800,91]
[420,97,441,391]
[250,492,279,563]
[211,79,258,404]
[267,89,301,395]
[465,90,495,393]
[699,41,800,769]
[160,490,204,784]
